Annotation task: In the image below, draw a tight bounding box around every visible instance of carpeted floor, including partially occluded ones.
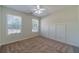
[0,36,74,53]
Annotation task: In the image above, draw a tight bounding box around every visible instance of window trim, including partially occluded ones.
[7,14,22,35]
[32,19,39,32]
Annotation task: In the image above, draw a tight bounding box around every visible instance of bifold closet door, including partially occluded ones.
[55,24,66,43]
[40,19,49,37]
[66,23,79,47]
[48,24,56,40]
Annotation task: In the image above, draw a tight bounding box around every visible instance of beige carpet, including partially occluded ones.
[0,36,73,53]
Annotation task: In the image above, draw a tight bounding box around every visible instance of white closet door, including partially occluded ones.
[40,20,45,36]
[48,24,56,40]
[66,23,79,47]
[40,19,48,37]
[55,24,66,43]
[43,24,48,37]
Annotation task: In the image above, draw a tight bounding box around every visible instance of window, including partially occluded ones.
[32,19,39,32]
[7,14,22,35]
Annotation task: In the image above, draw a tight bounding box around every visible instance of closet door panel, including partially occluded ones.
[40,19,45,36]
[66,23,79,47]
[48,24,56,40]
[40,19,48,37]
[55,24,66,43]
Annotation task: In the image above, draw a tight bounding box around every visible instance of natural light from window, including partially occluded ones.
[7,14,22,35]
[32,19,39,32]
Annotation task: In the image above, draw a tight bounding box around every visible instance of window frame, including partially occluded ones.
[32,19,39,32]
[7,14,22,35]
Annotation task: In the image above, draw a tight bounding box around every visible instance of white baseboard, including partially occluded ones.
[0,35,39,46]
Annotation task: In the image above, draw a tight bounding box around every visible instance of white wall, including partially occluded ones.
[0,6,39,45]
[40,6,79,47]
[0,6,2,45]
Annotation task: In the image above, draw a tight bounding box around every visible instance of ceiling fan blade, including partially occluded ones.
[40,9,45,11]
[34,10,42,14]
[33,5,46,15]
[34,9,37,10]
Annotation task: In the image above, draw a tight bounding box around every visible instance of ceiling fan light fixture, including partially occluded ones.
[34,10,42,14]
[33,5,45,15]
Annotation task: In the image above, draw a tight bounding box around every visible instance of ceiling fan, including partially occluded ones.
[33,5,45,14]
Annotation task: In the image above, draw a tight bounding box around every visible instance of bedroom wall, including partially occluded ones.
[0,6,2,45]
[40,6,79,47]
[0,6,39,45]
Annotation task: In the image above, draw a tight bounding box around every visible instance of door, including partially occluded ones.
[66,23,79,47]
[55,24,66,43]
[48,24,56,40]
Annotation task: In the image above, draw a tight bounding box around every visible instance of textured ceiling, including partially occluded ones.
[5,5,71,17]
